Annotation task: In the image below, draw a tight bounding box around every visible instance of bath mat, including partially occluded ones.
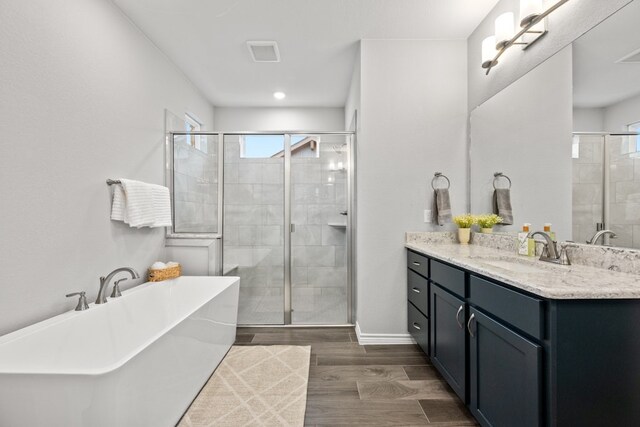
[178,345,311,427]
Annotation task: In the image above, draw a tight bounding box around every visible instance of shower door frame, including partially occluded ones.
[168,130,355,326]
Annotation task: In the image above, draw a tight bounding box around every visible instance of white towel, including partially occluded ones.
[110,183,127,222]
[150,184,172,228]
[110,179,155,228]
[110,179,173,228]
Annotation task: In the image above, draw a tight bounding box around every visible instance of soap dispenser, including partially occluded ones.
[517,223,535,257]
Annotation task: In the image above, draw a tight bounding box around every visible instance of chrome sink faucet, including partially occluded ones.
[526,231,571,265]
[528,231,558,259]
[587,229,617,245]
[96,267,140,304]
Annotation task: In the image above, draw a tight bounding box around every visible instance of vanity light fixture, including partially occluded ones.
[273,91,286,100]
[481,0,569,74]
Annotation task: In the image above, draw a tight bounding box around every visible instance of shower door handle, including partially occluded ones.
[290,224,296,233]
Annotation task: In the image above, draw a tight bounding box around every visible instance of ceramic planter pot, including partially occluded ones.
[481,227,493,234]
[458,228,471,244]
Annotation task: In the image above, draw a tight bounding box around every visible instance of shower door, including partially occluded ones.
[290,134,350,324]
[223,134,286,324]
[222,132,352,325]
[572,134,605,244]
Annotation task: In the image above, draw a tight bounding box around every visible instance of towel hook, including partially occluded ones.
[431,172,451,191]
[493,172,512,190]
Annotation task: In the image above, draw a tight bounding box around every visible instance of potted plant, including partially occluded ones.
[453,214,476,244]
[476,214,503,234]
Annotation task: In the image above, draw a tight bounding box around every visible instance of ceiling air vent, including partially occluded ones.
[247,41,280,63]
[617,47,640,63]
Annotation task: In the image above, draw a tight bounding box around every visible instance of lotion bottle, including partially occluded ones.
[544,223,556,241]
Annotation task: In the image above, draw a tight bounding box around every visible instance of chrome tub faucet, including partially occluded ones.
[96,267,140,304]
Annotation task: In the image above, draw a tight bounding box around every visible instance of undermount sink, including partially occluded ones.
[479,259,548,274]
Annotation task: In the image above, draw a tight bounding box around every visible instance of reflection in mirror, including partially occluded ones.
[470,1,640,250]
[470,46,572,240]
[573,0,640,249]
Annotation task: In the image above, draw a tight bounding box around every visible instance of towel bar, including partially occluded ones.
[431,172,451,190]
[493,172,512,190]
[106,179,121,186]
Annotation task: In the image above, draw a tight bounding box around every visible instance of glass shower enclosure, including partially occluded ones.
[169,131,354,326]
[572,132,640,247]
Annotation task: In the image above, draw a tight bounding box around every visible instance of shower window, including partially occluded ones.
[626,122,640,156]
[239,135,316,158]
[185,113,205,152]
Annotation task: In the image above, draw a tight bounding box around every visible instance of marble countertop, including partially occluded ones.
[405,241,640,299]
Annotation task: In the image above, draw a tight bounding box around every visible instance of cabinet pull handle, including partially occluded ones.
[412,261,421,266]
[455,305,464,329]
[467,313,476,338]
[411,287,421,293]
[412,322,421,330]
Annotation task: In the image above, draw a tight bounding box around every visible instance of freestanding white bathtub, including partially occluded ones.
[0,276,239,427]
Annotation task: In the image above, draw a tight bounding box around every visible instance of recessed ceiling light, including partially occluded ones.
[273,91,286,100]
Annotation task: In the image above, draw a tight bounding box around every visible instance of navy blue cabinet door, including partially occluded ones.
[430,284,467,402]
[469,308,542,427]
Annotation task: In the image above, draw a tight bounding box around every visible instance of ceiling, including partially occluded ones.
[573,1,640,109]
[112,0,499,107]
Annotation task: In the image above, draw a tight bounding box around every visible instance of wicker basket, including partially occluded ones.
[148,264,181,282]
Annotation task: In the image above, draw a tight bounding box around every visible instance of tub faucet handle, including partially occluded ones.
[66,291,89,311]
[110,279,126,298]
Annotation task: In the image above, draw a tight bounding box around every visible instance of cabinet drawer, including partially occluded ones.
[408,270,429,316]
[407,250,429,278]
[431,259,465,297]
[469,275,544,340]
[408,302,429,355]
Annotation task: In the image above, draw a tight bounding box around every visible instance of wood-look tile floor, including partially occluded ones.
[235,326,479,426]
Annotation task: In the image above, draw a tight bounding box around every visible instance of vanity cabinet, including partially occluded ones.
[430,283,467,401]
[407,248,640,426]
[468,307,542,427]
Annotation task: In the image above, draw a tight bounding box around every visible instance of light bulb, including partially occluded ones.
[520,0,543,27]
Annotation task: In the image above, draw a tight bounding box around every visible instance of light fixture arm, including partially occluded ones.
[483,0,570,75]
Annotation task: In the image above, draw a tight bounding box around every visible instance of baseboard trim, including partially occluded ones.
[355,321,417,345]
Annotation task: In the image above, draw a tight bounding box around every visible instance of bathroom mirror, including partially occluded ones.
[470,1,640,249]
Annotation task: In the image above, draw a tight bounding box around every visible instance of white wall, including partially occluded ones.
[604,93,640,132]
[467,0,631,111]
[356,39,468,336]
[0,0,214,336]
[470,46,573,240]
[213,107,345,131]
[345,45,361,131]
[574,107,605,132]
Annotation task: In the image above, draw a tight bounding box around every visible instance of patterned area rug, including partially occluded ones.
[178,345,311,427]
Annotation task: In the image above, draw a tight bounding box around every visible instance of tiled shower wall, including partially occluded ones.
[223,135,348,324]
[173,135,218,233]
